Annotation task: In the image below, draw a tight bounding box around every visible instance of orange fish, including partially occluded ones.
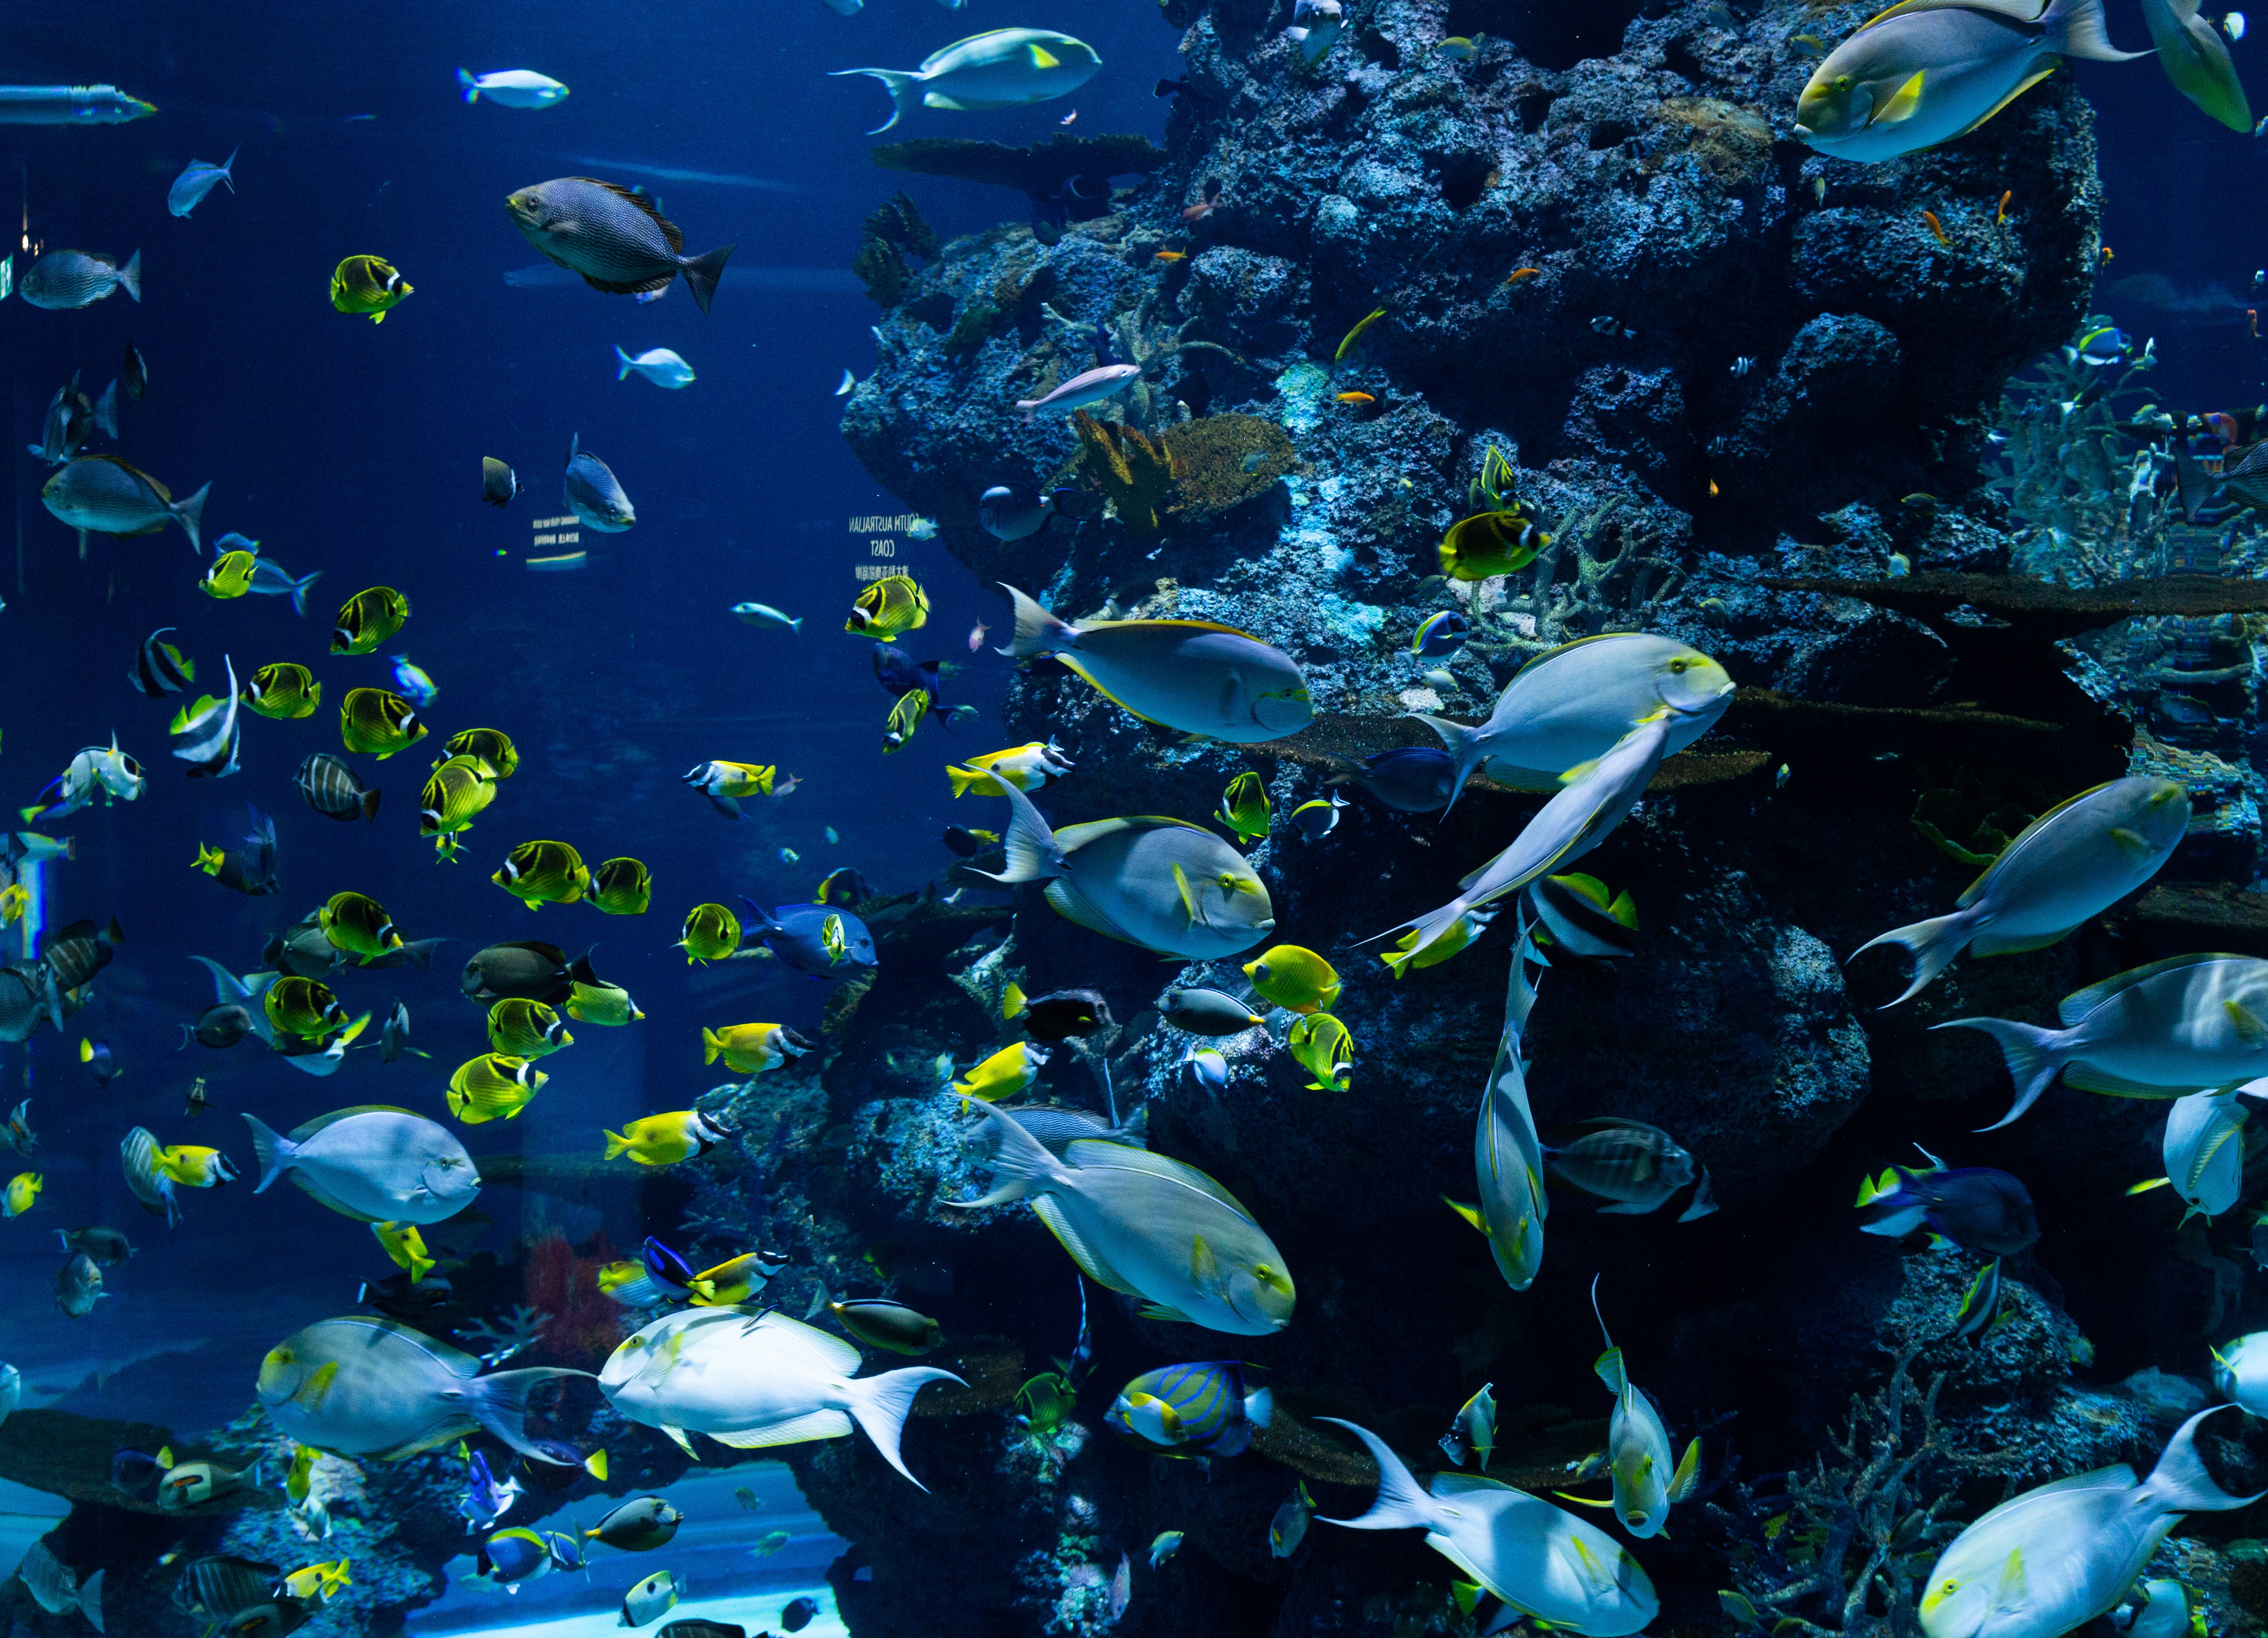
[1708,479,1720,498]
[1503,267,1541,284]
[1996,189,2012,223]
[1920,210,1947,247]
[2251,309,2261,340]
[1153,250,1188,264]
[1335,392,1376,405]
[2100,245,2115,264]
[1181,202,1214,222]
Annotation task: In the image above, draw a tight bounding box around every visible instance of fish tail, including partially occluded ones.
[826,66,923,134]
[117,250,140,303]
[603,1128,631,1160]
[997,583,1076,658]
[1930,1016,2069,1130]
[1406,712,1484,811]
[965,775,1068,885]
[289,571,321,618]
[2146,1405,2267,1510]
[1245,1386,1274,1428]
[1849,909,1977,1007]
[94,379,119,440]
[944,1099,1073,1207]
[471,1368,600,1464]
[2047,0,2153,59]
[220,146,238,186]
[1312,1419,1442,1533]
[702,1028,723,1066]
[679,244,734,316]
[172,482,210,554]
[458,69,480,102]
[839,1366,966,1490]
[616,345,635,382]
[242,1112,292,1193]
[79,1569,103,1634]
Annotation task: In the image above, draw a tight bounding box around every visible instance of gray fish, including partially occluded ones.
[360,937,450,973]
[17,1538,104,1630]
[120,1127,183,1228]
[1159,986,1266,1035]
[0,964,65,1044]
[977,484,1062,541]
[505,176,734,313]
[54,1251,108,1319]
[173,1556,277,1624]
[266,913,347,979]
[1325,746,1455,813]
[463,941,599,1004]
[482,457,518,508]
[993,1101,1147,1155]
[244,1107,481,1224]
[44,918,122,991]
[20,247,139,309]
[1544,1118,1713,1219]
[379,1000,414,1063]
[588,1496,684,1552]
[564,435,634,531]
[42,455,207,551]
[57,1226,134,1264]
[294,753,380,822]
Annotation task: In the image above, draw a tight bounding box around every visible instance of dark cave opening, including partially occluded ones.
[1447,0,1648,72]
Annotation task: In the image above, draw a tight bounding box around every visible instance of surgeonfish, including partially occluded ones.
[2211,1332,2268,1415]
[458,68,571,106]
[603,1110,734,1166]
[826,1299,943,1355]
[598,1307,963,1485]
[14,1539,103,1632]
[563,434,636,531]
[701,1022,809,1075]
[1317,1418,1658,1635]
[998,584,1312,743]
[1454,921,1549,1290]
[1161,986,1266,1035]
[1917,1406,2261,1638]
[1938,954,2268,1128]
[1412,633,1731,807]
[978,484,1064,540]
[2130,1084,2257,1222]
[1589,1277,1700,1538]
[1855,1148,2039,1252]
[950,1099,1294,1334]
[505,177,734,314]
[2140,0,2254,127]
[1105,1361,1272,1457]
[1853,777,2190,1005]
[44,454,208,552]
[975,774,1272,957]
[586,1496,684,1552]
[242,1107,481,1224]
[256,1315,592,1462]
[831,29,1103,134]
[1794,0,2145,162]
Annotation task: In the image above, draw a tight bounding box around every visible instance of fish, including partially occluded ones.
[990,1102,1148,1154]
[1449,924,1550,1290]
[331,587,412,656]
[506,177,734,313]
[978,484,1065,541]
[447,1055,550,1124]
[815,865,870,905]
[884,688,930,751]
[372,1221,435,1285]
[475,1526,556,1587]
[419,755,498,849]
[1013,362,1144,422]
[446,727,520,778]
[732,602,802,632]
[1009,987,1113,1041]
[603,1110,734,1166]
[54,1250,108,1317]
[459,68,570,106]
[1439,1382,1497,1469]
[1105,1361,1272,1457]
[3,1171,41,1216]
[1160,986,1265,1035]
[257,1315,589,1462]
[1941,954,2268,1127]
[1412,610,1472,657]
[874,643,943,707]
[1271,1483,1314,1556]
[26,375,99,467]
[599,1306,963,1484]
[675,902,742,964]
[493,840,589,909]
[157,1454,260,1509]
[848,572,930,641]
[735,1489,761,1512]
[683,759,775,820]
[971,775,1275,958]
[1283,793,1347,844]
[826,1298,943,1355]
[22,737,144,823]
[1244,945,1340,1013]
[561,433,637,532]
[1589,1278,1700,1537]
[703,1022,811,1075]
[1334,389,1374,404]
[1149,1532,1183,1569]
[1217,771,1271,843]
[121,1127,183,1226]
[954,1040,1050,1101]
[201,550,258,600]
[43,918,123,991]
[1526,872,1639,960]
[337,686,428,761]
[998,585,1311,743]
[1334,308,1385,362]
[329,255,413,322]
[1323,745,1455,814]
[43,455,207,551]
[130,628,195,696]
[482,458,519,507]
[952,1100,1293,1333]
[386,656,437,708]
[169,148,238,217]
[832,28,1101,133]
[1918,1407,2259,1638]
[753,1532,793,1556]
[615,345,695,387]
[1415,634,1733,805]
[1286,1013,1354,1091]
[57,1225,132,1264]
[244,1106,481,1224]
[1856,778,2189,1005]
[1386,714,1672,965]
[1795,0,2143,161]
[175,1555,279,1622]
[2130,1086,2254,1221]
[948,740,1075,797]
[184,1004,254,1050]
[121,341,148,399]
[463,941,599,1004]
[742,900,876,976]
[1439,32,1484,56]
[1545,1118,1715,1220]
[2140,0,2252,127]
[296,753,381,821]
[78,1036,121,1084]
[587,1496,684,1552]
[320,891,404,964]
[0,1103,35,1157]
[1184,1047,1229,1093]
[1319,1418,1657,1634]
[1857,1149,2039,1251]
[266,974,349,1038]
[20,247,139,309]
[275,1560,351,1603]
[242,663,321,721]
[1286,0,1346,59]
[16,1539,104,1630]
[376,1003,416,1064]
[621,1569,685,1627]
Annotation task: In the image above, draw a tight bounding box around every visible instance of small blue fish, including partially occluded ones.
[459,1449,523,1533]
[389,656,439,708]
[167,147,238,218]
[231,541,322,616]
[2077,325,2130,364]
[1410,610,1471,658]
[778,846,799,865]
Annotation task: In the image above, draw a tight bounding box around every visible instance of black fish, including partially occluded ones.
[357,1270,455,1319]
[1016,987,1114,1041]
[57,1225,133,1264]
[182,1004,253,1050]
[114,1449,169,1497]
[1858,1158,2040,1256]
[462,940,599,1004]
[782,1598,819,1634]
[1325,745,1454,812]
[872,643,942,705]
[660,1624,745,1638]
[941,825,994,859]
[42,917,121,991]
[814,866,872,907]
[129,627,195,696]
[294,752,380,822]
[264,914,345,980]
[1156,76,1188,96]
[482,456,517,507]
[121,339,148,400]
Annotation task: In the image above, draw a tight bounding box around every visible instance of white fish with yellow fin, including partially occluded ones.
[1586,1276,1700,1538]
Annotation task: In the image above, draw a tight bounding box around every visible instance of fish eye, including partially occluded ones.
[1668,658,1688,672]
[1834,75,1852,89]
[1940,1581,1958,1596]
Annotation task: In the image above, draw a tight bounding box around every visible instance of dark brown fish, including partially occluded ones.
[183,1004,253,1050]
[42,918,121,991]
[462,940,599,1004]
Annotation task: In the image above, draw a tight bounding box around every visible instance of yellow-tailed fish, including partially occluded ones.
[3,1172,40,1217]
[952,1040,1048,1101]
[372,1220,436,1282]
[603,1110,734,1166]
[1384,906,1497,977]
[701,1022,810,1075]
[1334,307,1386,363]
[1243,945,1340,1013]
[945,739,1075,797]
[1588,1277,1700,1537]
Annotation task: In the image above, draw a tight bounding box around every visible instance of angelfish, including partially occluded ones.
[1585,1277,1699,1539]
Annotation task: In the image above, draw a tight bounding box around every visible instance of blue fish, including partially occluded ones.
[1105,1361,1272,1458]
[1410,611,1471,658]
[459,1448,522,1532]
[872,643,941,705]
[476,1527,553,1586]
[388,656,439,708]
[1856,1149,2039,1256]
[167,147,238,218]
[739,898,877,979]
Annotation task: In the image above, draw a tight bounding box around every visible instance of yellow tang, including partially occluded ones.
[339,687,427,758]
[846,572,929,642]
[331,586,412,656]
[1438,508,1548,581]
[242,662,321,720]
[1243,945,1342,1014]
[330,254,412,322]
[2,1171,40,1217]
[371,1220,435,1282]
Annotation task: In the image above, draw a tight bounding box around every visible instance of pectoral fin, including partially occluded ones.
[1191,1233,1221,1293]
[2228,998,2268,1046]
[1443,1196,1489,1235]
[295,1361,340,1409]
[1994,1547,2028,1611]
[2107,826,2153,861]
[1669,1437,1702,1502]
[1029,43,1061,66]
[2126,1176,2171,1194]
[1870,69,1926,124]
[1172,862,1206,928]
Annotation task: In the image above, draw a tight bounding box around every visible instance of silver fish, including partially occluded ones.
[564,434,635,532]
[54,1251,108,1319]
[167,148,238,217]
[243,1107,480,1224]
[978,484,1062,540]
[1544,1118,1713,1218]
[42,455,208,552]
[294,753,379,822]
[482,457,518,508]
[16,1538,104,1629]
[19,247,139,309]
[1013,362,1142,423]
[505,177,734,313]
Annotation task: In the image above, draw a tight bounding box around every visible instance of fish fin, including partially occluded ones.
[661,1425,698,1458]
[458,67,480,102]
[1594,1346,1628,1397]
[1405,713,1487,811]
[79,1569,102,1634]
[1313,1419,1442,1532]
[117,249,140,303]
[1443,1195,1490,1234]
[1246,1387,1274,1427]
[2062,1064,2187,1098]
[2060,953,2235,1026]
[1668,1437,1702,1502]
[1028,1196,1140,1293]
[1992,1548,2029,1612]
[678,244,733,316]
[2106,825,2154,861]
[1849,910,1977,1006]
[995,582,1080,659]
[1063,1140,1256,1217]
[2146,1405,2268,1510]
[295,1360,340,1408]
[1967,925,2080,957]
[2049,0,2157,59]
[172,483,209,554]
[1867,68,1927,125]
[1137,1301,1197,1322]
[1172,861,1203,928]
[706,1409,853,1448]
[944,1098,1075,1208]
[2127,1176,2172,1194]
[965,774,1068,884]
[826,66,924,133]
[1929,1017,2067,1129]
[1554,1489,1620,1507]
[241,1112,293,1193]
[1191,1233,1220,1294]
[471,1368,602,1464]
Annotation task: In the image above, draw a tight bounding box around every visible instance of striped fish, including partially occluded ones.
[294,753,379,823]
[1104,1361,1271,1458]
[127,627,193,697]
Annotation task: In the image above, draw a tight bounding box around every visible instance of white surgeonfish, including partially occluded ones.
[2129,1083,2262,1221]
[243,1106,481,1224]
[1459,913,1547,1291]
[2138,0,2253,128]
[1588,1276,1699,1538]
[1853,777,2189,1005]
[831,29,1102,134]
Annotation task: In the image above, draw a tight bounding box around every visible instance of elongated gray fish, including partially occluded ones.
[504,177,734,313]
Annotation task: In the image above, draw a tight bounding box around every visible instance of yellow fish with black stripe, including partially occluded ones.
[340,687,427,759]
[372,1220,435,1282]
[266,975,349,1041]
[444,727,519,779]
[675,903,740,964]
[201,549,259,600]
[702,1022,811,1075]
[447,1053,550,1123]
[846,572,929,641]
[493,840,589,909]
[590,857,652,916]
[331,586,412,656]
[489,998,573,1058]
[420,755,498,849]
[319,890,404,963]
[603,1109,734,1165]
[242,662,321,720]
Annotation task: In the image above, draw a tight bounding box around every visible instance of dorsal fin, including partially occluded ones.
[576,177,685,253]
